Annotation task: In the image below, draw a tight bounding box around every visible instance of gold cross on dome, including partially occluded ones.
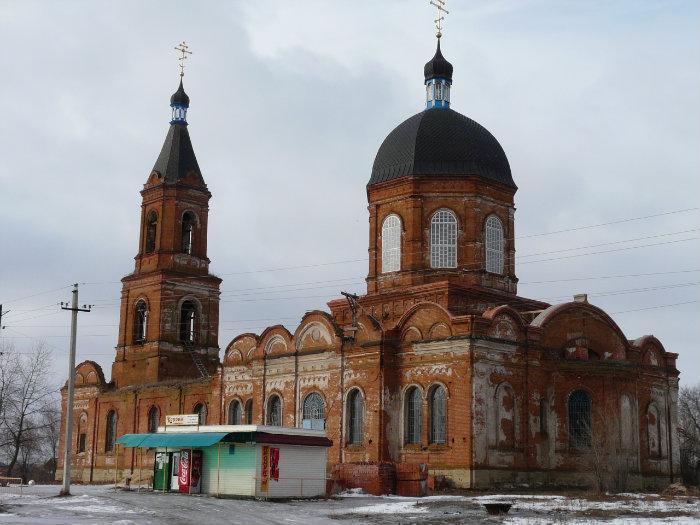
[174,41,193,77]
[429,0,449,39]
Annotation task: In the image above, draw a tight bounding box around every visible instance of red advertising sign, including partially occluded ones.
[178,450,190,493]
[261,446,269,492]
[190,450,202,494]
[270,447,280,481]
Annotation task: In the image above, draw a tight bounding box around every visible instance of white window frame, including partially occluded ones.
[485,215,504,274]
[430,209,458,268]
[381,214,401,273]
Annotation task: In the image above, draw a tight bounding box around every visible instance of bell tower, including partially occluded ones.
[112,71,221,388]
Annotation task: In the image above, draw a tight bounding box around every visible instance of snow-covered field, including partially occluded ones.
[0,485,698,524]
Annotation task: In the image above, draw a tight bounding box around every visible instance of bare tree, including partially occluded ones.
[0,342,57,480]
[678,384,700,486]
[40,404,61,479]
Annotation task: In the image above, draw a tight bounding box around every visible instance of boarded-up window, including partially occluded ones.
[620,395,634,450]
[647,403,662,457]
[105,410,117,452]
[496,383,516,449]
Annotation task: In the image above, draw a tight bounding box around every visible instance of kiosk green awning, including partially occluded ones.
[117,432,231,448]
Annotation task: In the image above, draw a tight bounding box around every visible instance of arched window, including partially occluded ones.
[647,403,662,457]
[430,209,458,268]
[568,390,591,449]
[485,215,504,274]
[346,389,364,444]
[181,212,196,255]
[302,392,325,430]
[133,300,147,344]
[77,413,87,453]
[147,406,159,433]
[245,399,253,424]
[228,400,242,425]
[179,301,197,343]
[381,214,401,273]
[105,410,117,452]
[145,211,158,254]
[194,403,207,425]
[267,395,282,426]
[429,385,446,444]
[404,387,423,445]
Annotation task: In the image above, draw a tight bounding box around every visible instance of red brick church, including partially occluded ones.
[58,34,680,490]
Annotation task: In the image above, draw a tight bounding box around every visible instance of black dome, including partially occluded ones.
[424,40,453,81]
[170,79,190,107]
[369,108,515,188]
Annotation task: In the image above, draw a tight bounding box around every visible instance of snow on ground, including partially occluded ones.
[0,485,698,524]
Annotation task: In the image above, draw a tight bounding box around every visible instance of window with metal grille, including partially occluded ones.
[302,392,325,430]
[228,400,241,425]
[194,403,207,425]
[179,301,197,343]
[429,385,446,444]
[430,209,458,268]
[347,389,364,444]
[181,212,195,254]
[381,214,401,273]
[147,406,159,433]
[245,399,253,424]
[485,215,504,274]
[133,300,147,344]
[267,395,282,426]
[404,387,422,444]
[105,410,117,452]
[145,211,157,253]
[568,390,591,449]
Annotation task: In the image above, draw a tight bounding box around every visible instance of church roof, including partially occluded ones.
[368,108,515,188]
[152,123,203,184]
[424,39,453,81]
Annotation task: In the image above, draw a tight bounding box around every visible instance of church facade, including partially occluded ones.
[57,38,681,490]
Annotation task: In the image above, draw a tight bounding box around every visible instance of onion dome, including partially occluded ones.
[424,40,453,82]
[170,79,190,107]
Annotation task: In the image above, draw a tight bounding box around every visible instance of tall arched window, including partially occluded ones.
[181,212,196,254]
[245,399,253,424]
[180,301,197,343]
[404,387,423,445]
[429,385,446,444]
[302,392,325,430]
[647,403,662,457]
[77,413,87,453]
[133,300,147,344]
[568,390,591,449]
[228,400,242,425]
[430,209,458,268]
[147,406,159,433]
[194,403,207,425]
[145,211,158,253]
[485,215,504,274]
[267,395,282,426]
[347,389,364,444]
[381,214,401,273]
[105,410,117,452]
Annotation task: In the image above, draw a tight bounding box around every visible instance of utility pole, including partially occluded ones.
[59,284,92,496]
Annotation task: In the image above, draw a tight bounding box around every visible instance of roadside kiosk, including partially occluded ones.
[117,419,332,499]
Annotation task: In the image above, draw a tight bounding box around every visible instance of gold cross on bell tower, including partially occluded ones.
[174,41,193,78]
[429,0,449,39]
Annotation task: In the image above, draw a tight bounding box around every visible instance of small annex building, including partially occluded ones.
[117,424,331,498]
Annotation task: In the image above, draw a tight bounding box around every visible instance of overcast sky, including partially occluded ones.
[1,0,698,389]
